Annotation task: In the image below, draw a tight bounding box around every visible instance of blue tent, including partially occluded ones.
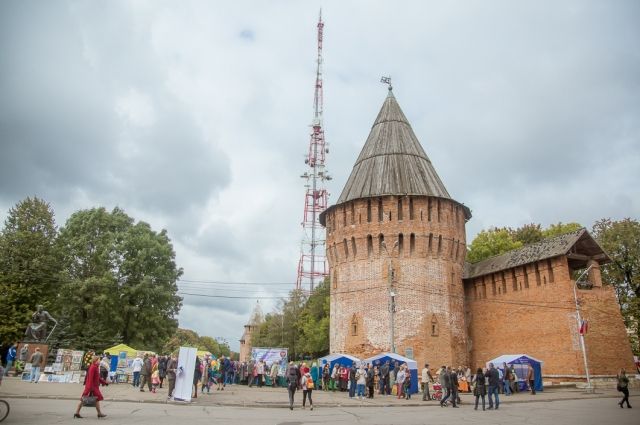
[318,353,361,371]
[487,354,544,392]
[364,352,419,394]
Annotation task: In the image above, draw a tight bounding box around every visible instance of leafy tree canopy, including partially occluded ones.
[593,218,640,354]
[0,197,62,344]
[467,222,582,263]
[252,279,329,359]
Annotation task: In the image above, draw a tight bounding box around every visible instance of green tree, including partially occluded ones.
[56,207,182,351]
[593,218,640,354]
[510,223,543,245]
[297,279,330,357]
[466,228,523,263]
[162,328,200,353]
[0,197,62,345]
[252,280,330,360]
[542,222,583,238]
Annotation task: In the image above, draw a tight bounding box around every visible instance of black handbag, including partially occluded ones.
[82,392,97,407]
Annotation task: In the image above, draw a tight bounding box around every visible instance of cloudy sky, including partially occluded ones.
[1,0,638,351]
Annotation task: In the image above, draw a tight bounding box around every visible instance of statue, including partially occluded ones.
[24,305,57,342]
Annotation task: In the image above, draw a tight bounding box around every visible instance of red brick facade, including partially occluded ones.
[466,257,635,377]
[325,195,469,369]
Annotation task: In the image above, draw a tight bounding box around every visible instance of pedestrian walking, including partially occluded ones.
[403,367,412,400]
[4,343,16,376]
[322,363,330,390]
[440,366,452,407]
[74,355,107,419]
[617,368,632,408]
[380,361,390,395]
[449,367,459,407]
[356,365,367,399]
[158,355,167,389]
[286,362,301,410]
[348,363,357,398]
[193,356,202,398]
[473,367,487,411]
[302,371,314,410]
[396,365,406,399]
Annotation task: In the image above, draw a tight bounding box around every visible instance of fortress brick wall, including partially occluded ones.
[465,258,635,377]
[326,194,469,369]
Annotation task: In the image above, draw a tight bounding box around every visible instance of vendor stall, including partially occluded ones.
[364,352,419,394]
[487,354,544,392]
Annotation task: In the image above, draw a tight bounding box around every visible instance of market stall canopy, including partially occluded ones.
[487,354,544,392]
[318,353,361,370]
[103,343,139,358]
[363,352,419,394]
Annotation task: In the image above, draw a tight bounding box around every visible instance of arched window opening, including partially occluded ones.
[410,233,416,256]
[367,199,372,223]
[351,315,358,336]
[398,233,404,256]
[367,235,373,258]
[343,238,349,259]
[351,237,357,258]
[409,198,414,220]
[398,198,403,221]
[351,202,355,225]
[431,315,439,336]
[378,234,385,255]
[378,198,384,222]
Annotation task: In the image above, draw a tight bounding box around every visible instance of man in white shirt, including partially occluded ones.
[421,363,433,401]
[131,355,143,388]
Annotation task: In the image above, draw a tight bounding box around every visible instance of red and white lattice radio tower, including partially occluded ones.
[296,10,331,292]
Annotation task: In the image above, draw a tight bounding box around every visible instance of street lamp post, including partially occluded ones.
[381,240,398,353]
[573,264,594,391]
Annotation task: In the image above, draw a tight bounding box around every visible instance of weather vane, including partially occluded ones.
[380,76,392,91]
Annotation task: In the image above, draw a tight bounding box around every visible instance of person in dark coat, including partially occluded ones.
[473,367,487,410]
[193,356,202,398]
[449,368,459,407]
[139,354,152,392]
[617,368,631,408]
[485,363,500,409]
[380,361,390,395]
[348,363,357,398]
[158,355,167,388]
[74,355,107,418]
[286,362,301,410]
[440,366,452,407]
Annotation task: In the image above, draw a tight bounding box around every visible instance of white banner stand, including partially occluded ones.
[173,346,197,402]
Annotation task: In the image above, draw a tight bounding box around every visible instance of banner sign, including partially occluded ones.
[251,347,288,369]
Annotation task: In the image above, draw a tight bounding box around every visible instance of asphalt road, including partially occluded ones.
[1,396,636,425]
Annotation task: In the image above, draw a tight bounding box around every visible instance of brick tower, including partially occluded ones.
[320,86,472,369]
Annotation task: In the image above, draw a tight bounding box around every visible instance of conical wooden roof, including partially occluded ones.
[331,89,469,217]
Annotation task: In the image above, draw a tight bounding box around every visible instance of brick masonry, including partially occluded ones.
[326,195,469,370]
[325,196,636,377]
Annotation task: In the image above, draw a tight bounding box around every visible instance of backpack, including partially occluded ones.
[306,377,314,389]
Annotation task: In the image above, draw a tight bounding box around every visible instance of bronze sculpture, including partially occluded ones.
[24,305,57,342]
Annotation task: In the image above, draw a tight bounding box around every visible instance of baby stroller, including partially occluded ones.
[432,383,447,405]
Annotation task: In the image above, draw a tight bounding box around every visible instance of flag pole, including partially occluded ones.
[573,264,593,392]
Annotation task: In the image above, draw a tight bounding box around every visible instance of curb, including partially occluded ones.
[1,393,636,408]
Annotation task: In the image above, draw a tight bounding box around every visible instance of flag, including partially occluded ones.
[579,319,589,335]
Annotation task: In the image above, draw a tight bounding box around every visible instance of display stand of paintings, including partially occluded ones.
[41,348,84,383]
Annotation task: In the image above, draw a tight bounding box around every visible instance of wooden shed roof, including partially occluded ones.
[463,228,610,280]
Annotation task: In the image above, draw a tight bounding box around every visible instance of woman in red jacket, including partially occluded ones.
[74,355,107,418]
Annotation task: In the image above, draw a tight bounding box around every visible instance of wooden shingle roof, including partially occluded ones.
[463,228,610,280]
[321,89,470,224]
[337,89,452,203]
